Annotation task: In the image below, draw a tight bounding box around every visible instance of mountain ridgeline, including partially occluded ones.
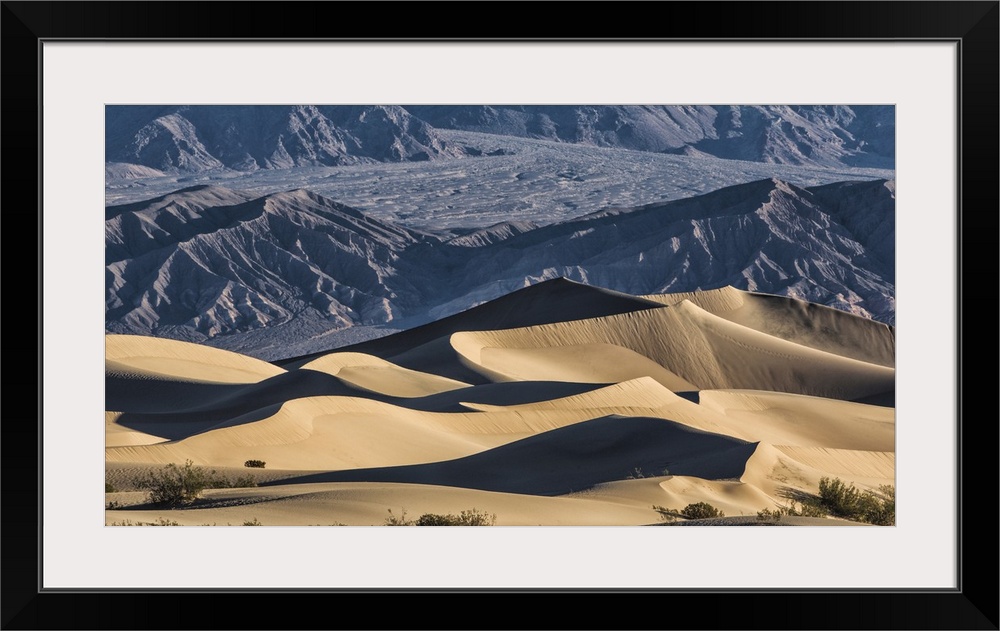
[106,105,894,177]
[105,178,896,347]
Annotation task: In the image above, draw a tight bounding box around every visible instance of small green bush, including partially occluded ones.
[415,509,497,526]
[108,517,180,526]
[626,467,646,479]
[105,482,116,493]
[140,460,258,507]
[796,500,829,518]
[756,508,782,522]
[384,507,496,526]
[244,460,266,469]
[818,477,863,517]
[652,505,681,523]
[763,499,829,520]
[681,502,725,519]
[212,474,257,489]
[817,477,894,525]
[242,517,262,526]
[414,513,456,526]
[142,460,213,506]
[384,508,414,526]
[860,484,895,526]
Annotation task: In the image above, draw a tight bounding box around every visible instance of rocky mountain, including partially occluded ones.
[105,105,465,173]
[106,186,428,339]
[106,105,894,177]
[105,178,895,346]
[404,105,895,169]
[105,162,166,183]
[433,177,896,322]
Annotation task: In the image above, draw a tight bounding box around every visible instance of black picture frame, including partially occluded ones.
[5,2,997,629]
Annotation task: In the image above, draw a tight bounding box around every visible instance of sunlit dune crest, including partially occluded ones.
[107,281,894,526]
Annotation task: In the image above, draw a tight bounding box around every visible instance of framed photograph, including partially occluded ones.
[8,2,997,629]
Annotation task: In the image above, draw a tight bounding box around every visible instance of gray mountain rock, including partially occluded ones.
[106,105,465,173]
[405,105,894,169]
[106,177,895,347]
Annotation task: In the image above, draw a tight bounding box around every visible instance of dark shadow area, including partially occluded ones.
[111,371,607,440]
[274,278,664,365]
[264,415,757,496]
[851,390,895,407]
[675,390,701,404]
[775,485,821,505]
[400,380,605,412]
[114,404,281,441]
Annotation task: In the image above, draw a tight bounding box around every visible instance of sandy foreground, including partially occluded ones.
[106,282,894,526]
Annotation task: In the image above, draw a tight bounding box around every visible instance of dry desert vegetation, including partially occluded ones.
[106,280,894,527]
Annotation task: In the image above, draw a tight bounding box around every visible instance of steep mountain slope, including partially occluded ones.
[405,105,894,169]
[435,177,895,323]
[105,105,464,173]
[105,105,893,177]
[106,178,895,348]
[106,187,428,339]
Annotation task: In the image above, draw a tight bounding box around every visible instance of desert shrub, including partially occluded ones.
[626,467,646,479]
[818,477,864,517]
[414,513,458,526]
[652,505,681,523]
[212,474,257,489]
[765,499,829,520]
[384,508,415,526]
[142,460,213,506]
[681,502,725,519]
[860,484,895,526]
[244,460,266,469]
[756,508,782,522]
[242,517,262,526]
[108,517,180,526]
[796,499,829,518]
[385,508,496,526]
[139,460,258,506]
[105,482,116,493]
[456,509,496,526]
[817,477,894,525]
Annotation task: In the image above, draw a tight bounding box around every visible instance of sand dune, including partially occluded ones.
[264,415,758,495]
[772,446,895,482]
[106,387,724,470]
[452,338,698,391]
[452,299,893,400]
[106,481,664,526]
[282,278,663,366]
[643,286,895,368]
[107,281,895,526]
[697,389,895,450]
[105,411,169,447]
[301,352,469,397]
[106,334,285,384]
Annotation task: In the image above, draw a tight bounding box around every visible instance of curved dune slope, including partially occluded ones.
[107,380,731,470]
[772,446,895,482]
[264,416,758,496]
[452,299,893,400]
[301,352,469,397]
[105,411,169,447]
[106,368,353,416]
[106,394,628,469]
[106,334,285,384]
[107,281,894,526]
[281,277,664,366]
[643,286,894,367]
[697,390,894,451]
[106,481,666,526]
